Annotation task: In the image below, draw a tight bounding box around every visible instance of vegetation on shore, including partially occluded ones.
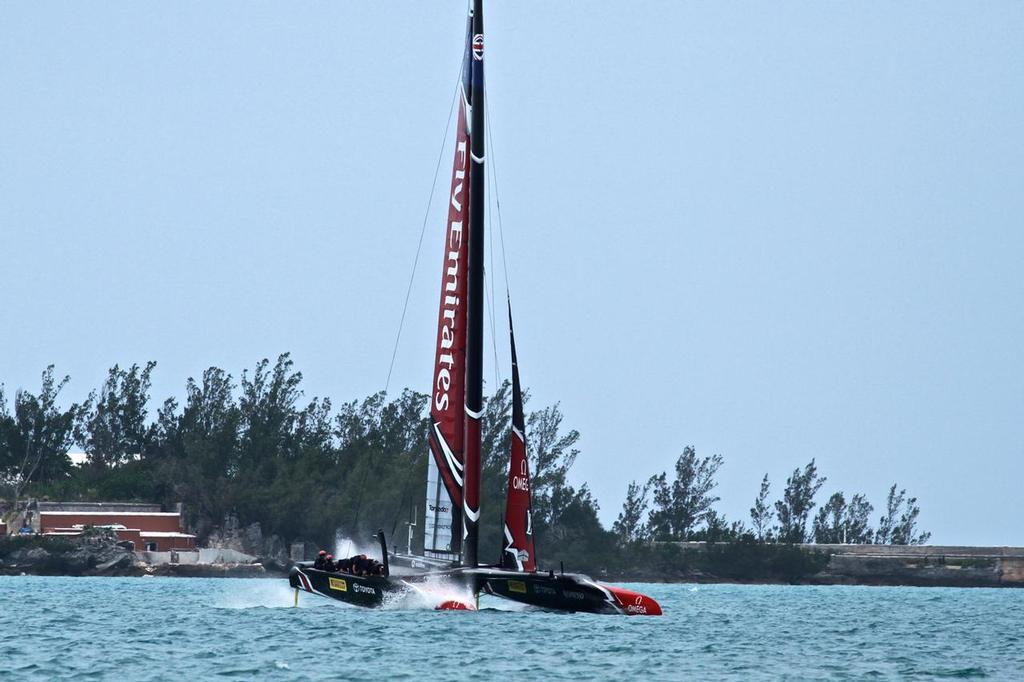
[1,356,928,578]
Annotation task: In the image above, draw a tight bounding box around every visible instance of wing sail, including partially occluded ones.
[423,12,474,560]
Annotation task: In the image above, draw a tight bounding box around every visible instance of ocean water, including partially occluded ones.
[1,577,1021,680]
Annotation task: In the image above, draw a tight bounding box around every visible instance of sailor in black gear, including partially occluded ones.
[336,557,352,574]
[313,550,327,570]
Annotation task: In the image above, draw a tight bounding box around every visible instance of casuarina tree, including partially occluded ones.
[749,474,774,542]
[613,479,651,544]
[0,367,85,503]
[875,484,930,545]
[774,459,826,543]
[646,446,723,540]
[77,362,157,470]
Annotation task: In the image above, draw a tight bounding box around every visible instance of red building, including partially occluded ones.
[38,507,195,552]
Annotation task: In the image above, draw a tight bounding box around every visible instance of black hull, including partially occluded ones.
[475,570,617,614]
[469,567,661,615]
[290,563,661,615]
[289,565,401,608]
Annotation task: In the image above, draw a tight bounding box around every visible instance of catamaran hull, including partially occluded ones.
[472,568,662,616]
[289,566,399,608]
[289,564,660,615]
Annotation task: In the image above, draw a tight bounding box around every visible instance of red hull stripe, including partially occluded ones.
[600,584,663,616]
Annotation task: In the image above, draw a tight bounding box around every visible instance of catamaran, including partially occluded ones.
[290,0,661,616]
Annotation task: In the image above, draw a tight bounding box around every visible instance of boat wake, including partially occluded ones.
[385,575,477,611]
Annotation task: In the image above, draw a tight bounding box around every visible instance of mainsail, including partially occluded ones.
[423,10,474,560]
[501,301,537,571]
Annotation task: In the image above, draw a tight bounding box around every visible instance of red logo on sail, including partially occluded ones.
[473,34,484,60]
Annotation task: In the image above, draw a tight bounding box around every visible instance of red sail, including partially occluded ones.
[424,36,473,557]
[502,301,536,572]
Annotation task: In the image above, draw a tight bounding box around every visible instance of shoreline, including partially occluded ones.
[4,537,1023,588]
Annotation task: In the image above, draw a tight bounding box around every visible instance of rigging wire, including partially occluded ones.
[383,64,464,395]
[485,149,501,388]
[485,97,513,303]
[381,59,464,545]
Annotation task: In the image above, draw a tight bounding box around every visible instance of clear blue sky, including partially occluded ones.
[2,2,1021,545]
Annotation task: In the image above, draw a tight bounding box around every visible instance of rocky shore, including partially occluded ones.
[5,534,1023,588]
[0,534,285,578]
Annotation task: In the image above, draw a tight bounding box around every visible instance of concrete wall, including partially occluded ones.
[197,548,257,564]
[663,542,1024,587]
[36,502,163,513]
[139,548,256,566]
[808,544,1024,558]
[808,544,1024,586]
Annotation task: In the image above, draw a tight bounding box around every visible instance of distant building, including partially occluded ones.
[34,501,196,552]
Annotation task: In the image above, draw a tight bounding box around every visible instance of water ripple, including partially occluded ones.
[2,578,1022,680]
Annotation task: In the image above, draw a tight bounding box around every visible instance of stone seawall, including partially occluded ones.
[809,544,1024,587]
[660,542,1024,587]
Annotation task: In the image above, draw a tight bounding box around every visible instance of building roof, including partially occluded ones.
[40,511,182,517]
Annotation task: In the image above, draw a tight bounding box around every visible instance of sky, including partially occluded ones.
[2,2,1022,546]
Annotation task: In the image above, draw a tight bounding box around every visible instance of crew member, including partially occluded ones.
[313,550,327,570]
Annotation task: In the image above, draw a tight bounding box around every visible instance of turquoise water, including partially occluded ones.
[1,577,1021,680]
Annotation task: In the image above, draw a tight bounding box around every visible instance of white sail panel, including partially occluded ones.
[424,452,457,559]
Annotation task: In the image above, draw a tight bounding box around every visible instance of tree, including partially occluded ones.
[537,483,613,570]
[813,492,846,544]
[77,362,157,470]
[876,484,930,545]
[844,493,874,544]
[612,480,650,544]
[0,367,84,502]
[875,484,900,544]
[697,510,748,543]
[148,366,241,539]
[774,459,825,543]
[814,491,875,544]
[525,401,581,538]
[749,474,773,541]
[646,446,723,540]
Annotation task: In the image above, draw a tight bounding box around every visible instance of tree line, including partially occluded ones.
[0,357,598,562]
[613,449,930,547]
[1,357,929,568]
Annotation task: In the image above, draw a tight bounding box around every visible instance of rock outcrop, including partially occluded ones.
[204,514,288,570]
[0,532,137,576]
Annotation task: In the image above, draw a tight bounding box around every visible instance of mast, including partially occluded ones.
[462,0,485,568]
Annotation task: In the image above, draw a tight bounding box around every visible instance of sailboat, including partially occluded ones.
[290,0,661,616]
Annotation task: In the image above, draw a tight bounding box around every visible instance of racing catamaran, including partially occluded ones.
[290,0,661,616]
